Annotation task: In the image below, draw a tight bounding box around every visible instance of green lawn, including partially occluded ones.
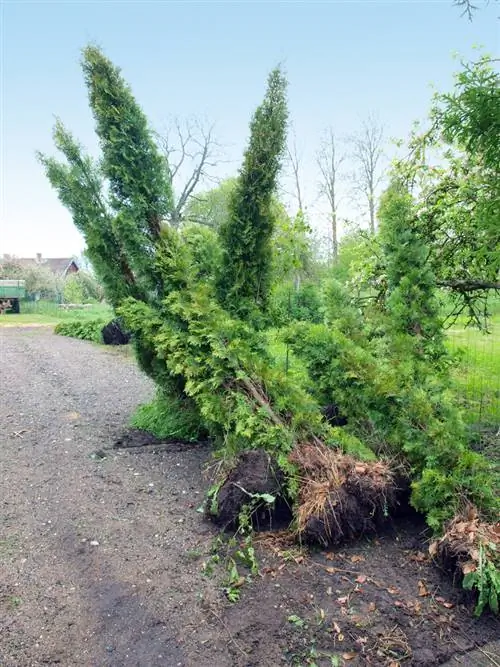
[0,301,113,326]
[447,313,500,427]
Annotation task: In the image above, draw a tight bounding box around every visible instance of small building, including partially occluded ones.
[1,253,80,278]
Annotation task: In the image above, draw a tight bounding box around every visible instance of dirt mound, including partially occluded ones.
[290,442,400,546]
[210,449,292,531]
[101,317,131,345]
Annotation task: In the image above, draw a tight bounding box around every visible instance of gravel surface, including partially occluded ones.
[1,327,498,667]
[0,327,234,666]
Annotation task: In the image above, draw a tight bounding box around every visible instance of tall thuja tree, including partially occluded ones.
[217,68,288,323]
[38,121,137,307]
[39,47,197,423]
[81,45,174,294]
[376,180,499,529]
[378,181,445,366]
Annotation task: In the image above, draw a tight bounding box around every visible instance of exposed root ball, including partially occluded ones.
[210,450,292,531]
[102,318,131,345]
[430,506,500,579]
[290,442,399,546]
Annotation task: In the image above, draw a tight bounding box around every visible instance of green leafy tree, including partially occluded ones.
[63,274,85,304]
[395,56,499,327]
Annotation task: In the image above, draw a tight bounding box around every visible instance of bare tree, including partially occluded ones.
[453,0,496,20]
[287,135,304,213]
[156,118,223,227]
[349,115,385,234]
[317,128,345,259]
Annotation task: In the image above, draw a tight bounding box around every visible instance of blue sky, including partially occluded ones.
[1,0,498,257]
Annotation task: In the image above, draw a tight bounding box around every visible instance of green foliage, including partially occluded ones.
[37,121,135,308]
[81,46,173,290]
[395,55,500,328]
[285,181,499,534]
[463,544,500,617]
[329,228,375,287]
[179,223,222,283]
[63,274,85,304]
[41,46,498,615]
[268,280,323,327]
[217,68,288,323]
[73,270,105,302]
[131,389,207,441]
[55,318,105,343]
[184,178,236,229]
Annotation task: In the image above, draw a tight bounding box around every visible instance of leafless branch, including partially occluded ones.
[287,134,304,213]
[316,128,346,259]
[156,118,225,227]
[348,114,386,234]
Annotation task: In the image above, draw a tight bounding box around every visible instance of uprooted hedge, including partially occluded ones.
[39,46,499,614]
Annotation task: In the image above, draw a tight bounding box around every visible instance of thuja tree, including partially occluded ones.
[40,46,498,613]
[39,46,367,459]
[217,68,288,324]
[38,47,201,436]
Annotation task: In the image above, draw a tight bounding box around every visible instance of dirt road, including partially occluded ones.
[1,328,498,667]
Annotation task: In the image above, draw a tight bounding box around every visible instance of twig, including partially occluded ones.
[477,646,500,667]
[208,608,249,657]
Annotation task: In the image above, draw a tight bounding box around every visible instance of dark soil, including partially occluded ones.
[0,327,498,667]
[210,450,293,532]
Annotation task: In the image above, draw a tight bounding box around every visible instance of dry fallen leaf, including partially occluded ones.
[389,662,400,667]
[325,552,335,561]
[412,600,422,614]
[462,561,477,574]
[436,596,455,609]
[355,575,367,584]
[342,652,357,660]
[368,601,376,612]
[429,541,438,557]
[332,621,342,635]
[326,566,338,574]
[410,551,427,563]
[350,555,365,563]
[418,580,429,597]
[394,600,405,608]
[387,586,399,595]
[337,596,349,605]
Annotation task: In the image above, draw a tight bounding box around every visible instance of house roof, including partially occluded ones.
[2,257,79,277]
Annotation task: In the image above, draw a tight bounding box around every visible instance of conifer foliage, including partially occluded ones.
[39,46,498,615]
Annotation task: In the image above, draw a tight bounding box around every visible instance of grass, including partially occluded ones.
[0,300,113,326]
[447,313,500,427]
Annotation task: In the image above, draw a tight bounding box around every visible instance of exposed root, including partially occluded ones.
[208,450,293,531]
[290,442,400,546]
[429,506,500,578]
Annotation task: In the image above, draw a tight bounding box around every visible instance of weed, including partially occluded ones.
[463,543,500,616]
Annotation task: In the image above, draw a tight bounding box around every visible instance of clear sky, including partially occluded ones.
[1,0,498,258]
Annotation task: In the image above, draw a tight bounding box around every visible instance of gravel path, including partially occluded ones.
[0,327,237,667]
[1,328,498,667]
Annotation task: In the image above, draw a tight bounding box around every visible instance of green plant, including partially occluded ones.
[63,274,85,304]
[130,389,208,441]
[54,318,105,343]
[463,543,500,617]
